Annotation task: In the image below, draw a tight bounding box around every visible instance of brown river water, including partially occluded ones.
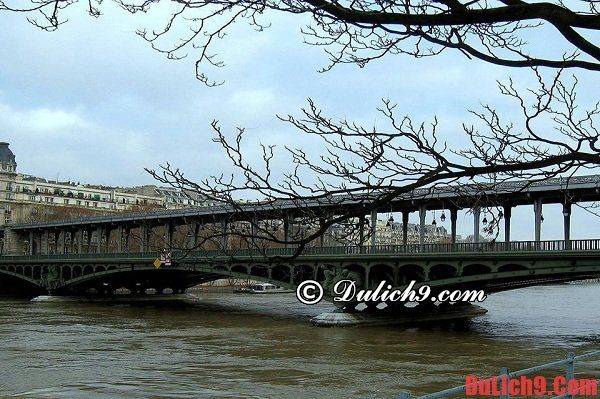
[0,283,599,399]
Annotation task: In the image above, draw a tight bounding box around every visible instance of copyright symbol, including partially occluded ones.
[296,280,324,305]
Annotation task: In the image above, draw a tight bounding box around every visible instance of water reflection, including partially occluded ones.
[0,283,598,399]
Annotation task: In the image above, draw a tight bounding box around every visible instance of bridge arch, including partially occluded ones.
[82,265,94,276]
[271,264,291,283]
[250,264,269,278]
[61,267,72,280]
[461,264,492,276]
[429,264,458,280]
[369,264,395,288]
[292,264,314,285]
[231,265,248,275]
[0,268,44,295]
[398,264,425,284]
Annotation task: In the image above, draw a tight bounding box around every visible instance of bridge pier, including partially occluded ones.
[402,211,409,246]
[370,210,377,247]
[503,205,512,243]
[473,206,481,243]
[419,205,426,245]
[563,202,572,242]
[534,198,543,242]
[450,207,458,244]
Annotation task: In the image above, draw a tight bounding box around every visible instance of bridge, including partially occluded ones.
[0,175,599,309]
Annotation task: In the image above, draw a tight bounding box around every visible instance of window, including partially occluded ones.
[64,199,69,205]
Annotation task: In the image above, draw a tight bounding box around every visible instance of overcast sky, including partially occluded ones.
[1,2,599,240]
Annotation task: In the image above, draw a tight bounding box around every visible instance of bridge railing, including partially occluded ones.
[396,350,600,399]
[2,239,600,260]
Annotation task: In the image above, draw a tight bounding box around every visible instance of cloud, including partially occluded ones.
[0,103,89,135]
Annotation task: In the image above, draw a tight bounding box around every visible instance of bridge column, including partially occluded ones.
[473,206,481,243]
[116,227,123,252]
[140,225,149,252]
[358,214,366,251]
[370,209,377,247]
[86,229,93,253]
[534,198,543,242]
[59,230,66,254]
[124,227,131,253]
[164,223,174,250]
[503,205,512,243]
[42,230,49,254]
[419,205,427,245]
[77,229,83,254]
[221,219,229,250]
[53,231,60,254]
[95,228,103,253]
[450,207,458,244]
[402,211,410,246]
[319,218,326,247]
[563,202,571,244]
[28,231,34,255]
[192,223,200,249]
[283,217,290,248]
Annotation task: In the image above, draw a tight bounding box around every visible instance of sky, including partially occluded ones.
[1,1,599,240]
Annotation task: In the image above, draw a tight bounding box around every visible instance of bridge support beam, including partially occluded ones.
[473,206,481,243]
[124,227,131,253]
[450,207,458,244]
[283,217,290,248]
[221,219,229,250]
[77,229,83,254]
[28,231,34,255]
[503,205,512,243]
[116,227,123,252]
[42,231,49,255]
[140,225,149,252]
[165,223,174,250]
[402,211,410,246]
[96,228,103,253]
[534,198,543,242]
[563,202,571,243]
[59,230,66,254]
[419,205,427,245]
[86,229,93,253]
[370,210,377,247]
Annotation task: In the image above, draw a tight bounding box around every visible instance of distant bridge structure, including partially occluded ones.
[0,175,599,301]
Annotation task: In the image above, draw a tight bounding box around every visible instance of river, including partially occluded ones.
[0,283,599,399]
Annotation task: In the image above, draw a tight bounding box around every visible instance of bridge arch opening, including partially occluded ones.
[32,266,41,280]
[250,265,269,278]
[72,266,82,278]
[398,265,425,284]
[61,267,72,280]
[24,266,32,278]
[429,264,458,280]
[82,265,94,276]
[15,266,24,275]
[293,265,314,285]
[231,265,248,275]
[95,266,106,273]
[461,264,492,276]
[272,265,291,283]
[369,264,395,288]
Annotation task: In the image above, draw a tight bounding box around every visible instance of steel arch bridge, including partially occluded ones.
[1,240,600,310]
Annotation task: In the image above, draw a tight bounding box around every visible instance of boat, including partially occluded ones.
[236,283,293,294]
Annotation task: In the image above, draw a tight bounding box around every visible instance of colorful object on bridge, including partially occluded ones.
[153,258,162,269]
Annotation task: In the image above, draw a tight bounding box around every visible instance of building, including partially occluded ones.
[0,142,210,226]
[327,217,451,246]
